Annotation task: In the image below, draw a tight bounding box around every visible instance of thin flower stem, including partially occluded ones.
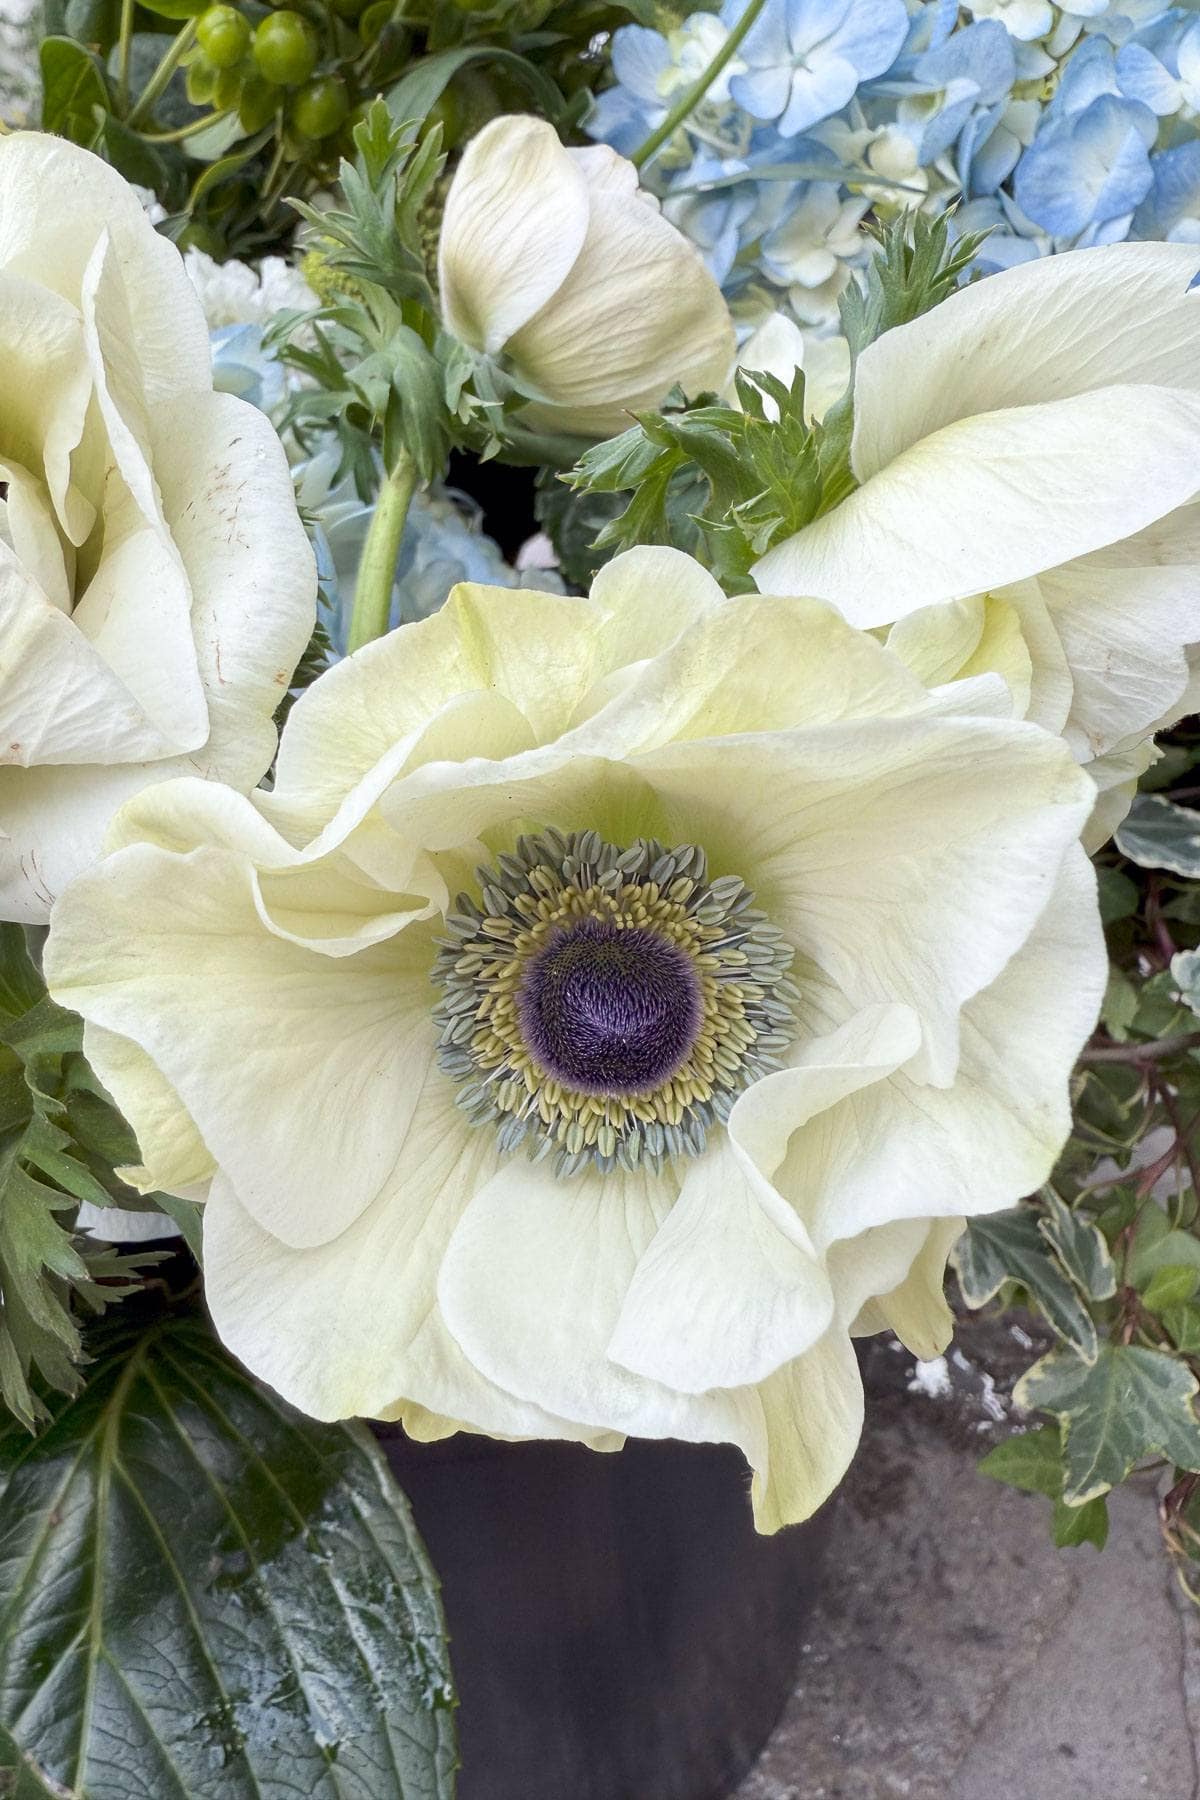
[347,451,416,654]
[138,109,231,144]
[1079,1032,1200,1065]
[631,0,767,171]
[127,19,199,130]
[116,0,136,112]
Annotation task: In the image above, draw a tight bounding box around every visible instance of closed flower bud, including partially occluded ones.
[437,113,737,438]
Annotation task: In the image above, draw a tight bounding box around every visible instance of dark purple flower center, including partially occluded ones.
[516,917,704,1098]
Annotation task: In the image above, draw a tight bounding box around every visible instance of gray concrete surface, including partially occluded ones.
[735,1321,1200,1800]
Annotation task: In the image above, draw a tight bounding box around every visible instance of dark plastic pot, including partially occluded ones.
[378,1430,828,1800]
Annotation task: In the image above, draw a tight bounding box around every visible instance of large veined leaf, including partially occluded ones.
[0,1314,456,1799]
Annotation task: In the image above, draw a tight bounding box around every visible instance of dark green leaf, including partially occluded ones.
[1141,1264,1200,1313]
[0,1316,456,1798]
[978,1424,1063,1499]
[1038,1191,1117,1302]
[1096,865,1139,926]
[39,37,109,143]
[385,45,564,130]
[1053,1493,1109,1550]
[954,1208,1098,1361]
[1015,1342,1200,1504]
[1116,794,1200,876]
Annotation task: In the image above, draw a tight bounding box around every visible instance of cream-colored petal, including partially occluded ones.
[202,1091,615,1442]
[0,131,211,399]
[0,556,189,766]
[886,596,1032,720]
[438,115,590,355]
[852,241,1200,482]
[83,1022,215,1194]
[630,714,1094,1084]
[753,385,1200,624]
[607,1133,833,1394]
[768,845,1103,1253]
[265,552,714,847]
[1081,738,1159,852]
[508,181,736,437]
[0,271,92,540]
[1029,527,1200,762]
[0,461,72,612]
[69,474,209,755]
[44,835,441,1249]
[149,390,316,790]
[437,1159,768,1457]
[858,1217,963,1360]
[750,1328,865,1533]
[0,760,177,922]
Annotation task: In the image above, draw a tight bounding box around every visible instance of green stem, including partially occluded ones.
[116,0,135,112]
[347,452,416,654]
[126,19,198,130]
[138,108,232,144]
[630,0,766,171]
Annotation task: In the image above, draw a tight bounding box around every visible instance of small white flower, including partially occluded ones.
[184,248,317,329]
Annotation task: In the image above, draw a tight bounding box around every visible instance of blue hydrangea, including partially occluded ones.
[587,0,1200,357]
[727,0,910,138]
[209,324,287,416]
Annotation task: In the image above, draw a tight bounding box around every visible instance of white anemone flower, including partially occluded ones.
[437,114,737,438]
[753,243,1200,847]
[44,548,1104,1530]
[0,132,316,922]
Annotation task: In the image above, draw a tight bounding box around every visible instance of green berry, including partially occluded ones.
[252,10,318,86]
[290,74,349,139]
[213,64,244,109]
[196,3,250,68]
[238,74,278,131]
[185,58,218,104]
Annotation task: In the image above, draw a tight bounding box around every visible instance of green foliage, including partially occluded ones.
[954,1204,1113,1363]
[978,1426,1110,1550]
[563,369,840,593]
[0,929,172,1432]
[40,0,630,258]
[837,209,992,362]
[0,1311,456,1798]
[1015,1344,1200,1504]
[557,211,990,588]
[1116,793,1200,877]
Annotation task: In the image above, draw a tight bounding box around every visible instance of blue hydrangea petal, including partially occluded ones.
[1115,41,1182,112]
[1015,94,1155,236]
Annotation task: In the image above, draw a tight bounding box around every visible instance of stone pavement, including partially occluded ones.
[735,1321,1200,1800]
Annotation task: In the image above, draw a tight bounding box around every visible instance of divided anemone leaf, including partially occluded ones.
[0,927,165,1430]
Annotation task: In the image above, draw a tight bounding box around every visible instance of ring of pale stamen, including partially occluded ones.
[431,829,799,1178]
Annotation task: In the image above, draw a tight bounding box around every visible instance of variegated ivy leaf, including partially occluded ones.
[1015,1343,1200,1505]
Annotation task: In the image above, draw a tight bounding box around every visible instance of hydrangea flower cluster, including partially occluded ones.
[588,0,1200,395]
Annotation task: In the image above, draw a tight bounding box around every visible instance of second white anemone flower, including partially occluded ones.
[752,243,1200,846]
[437,114,736,438]
[45,549,1104,1530]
